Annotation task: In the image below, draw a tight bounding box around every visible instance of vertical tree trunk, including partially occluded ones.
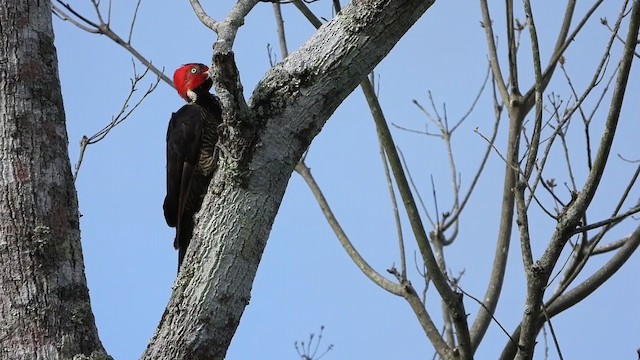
[0,1,106,359]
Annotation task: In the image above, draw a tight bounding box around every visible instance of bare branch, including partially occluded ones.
[51,4,100,33]
[515,183,534,272]
[522,0,544,181]
[571,205,640,235]
[558,0,634,239]
[618,154,640,163]
[450,63,491,133]
[473,128,509,166]
[601,16,640,58]
[91,0,105,25]
[457,285,518,349]
[548,163,640,304]
[443,68,503,236]
[273,3,289,59]
[514,1,640,356]
[188,0,219,31]
[73,63,161,182]
[398,148,436,227]
[387,268,453,359]
[51,0,173,86]
[522,0,604,112]
[524,0,630,309]
[500,223,640,359]
[541,307,564,360]
[127,0,142,44]
[592,237,629,255]
[297,161,451,355]
[506,0,520,94]
[292,0,323,28]
[362,80,472,354]
[290,1,471,356]
[469,58,525,353]
[294,326,333,360]
[392,122,439,137]
[514,3,546,354]
[547,226,640,321]
[379,143,407,279]
[478,0,510,102]
[295,163,405,296]
[213,0,261,53]
[524,96,568,210]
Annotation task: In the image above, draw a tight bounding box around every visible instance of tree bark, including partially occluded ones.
[0,1,106,359]
[142,0,435,359]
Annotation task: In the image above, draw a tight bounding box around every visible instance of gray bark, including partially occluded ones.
[142,0,434,359]
[0,1,106,359]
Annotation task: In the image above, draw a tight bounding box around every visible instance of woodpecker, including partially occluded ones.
[163,63,222,268]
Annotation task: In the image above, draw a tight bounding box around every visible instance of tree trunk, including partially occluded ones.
[0,1,106,359]
[142,0,435,359]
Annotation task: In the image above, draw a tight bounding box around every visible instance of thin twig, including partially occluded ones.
[571,205,640,235]
[522,0,604,112]
[51,4,100,33]
[457,285,518,348]
[446,67,503,237]
[127,0,142,44]
[601,17,640,58]
[478,0,510,102]
[51,0,173,86]
[542,307,564,360]
[379,143,407,279]
[398,148,436,227]
[73,63,161,182]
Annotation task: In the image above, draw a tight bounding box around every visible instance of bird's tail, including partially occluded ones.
[175,217,195,270]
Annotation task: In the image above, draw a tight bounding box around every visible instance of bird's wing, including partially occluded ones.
[163,105,204,234]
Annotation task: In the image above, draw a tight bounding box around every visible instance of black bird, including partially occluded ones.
[163,63,222,268]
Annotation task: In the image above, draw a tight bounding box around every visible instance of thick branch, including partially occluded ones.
[141,1,435,358]
[295,163,404,296]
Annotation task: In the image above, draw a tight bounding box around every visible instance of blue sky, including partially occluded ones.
[53,1,639,359]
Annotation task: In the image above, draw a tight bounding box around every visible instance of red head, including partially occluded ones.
[173,63,212,102]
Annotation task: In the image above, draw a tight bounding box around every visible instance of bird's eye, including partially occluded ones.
[190,67,198,74]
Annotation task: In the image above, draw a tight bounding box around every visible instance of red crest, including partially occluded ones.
[173,63,211,102]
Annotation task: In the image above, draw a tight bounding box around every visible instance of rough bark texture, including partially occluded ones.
[0,1,106,359]
[142,0,434,359]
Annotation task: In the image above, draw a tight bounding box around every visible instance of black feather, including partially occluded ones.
[164,94,222,269]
